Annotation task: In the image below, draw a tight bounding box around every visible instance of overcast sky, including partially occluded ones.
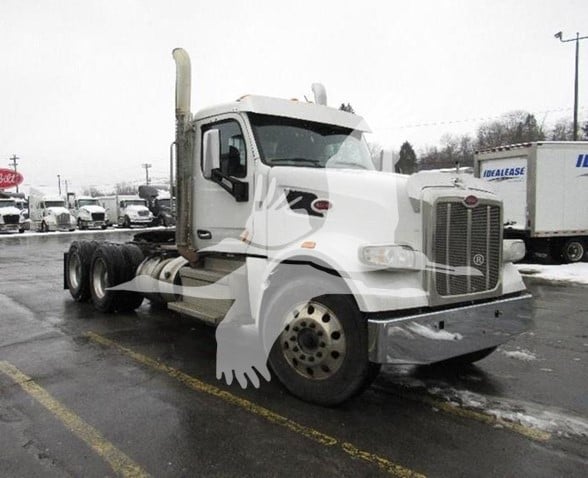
[1,0,587,193]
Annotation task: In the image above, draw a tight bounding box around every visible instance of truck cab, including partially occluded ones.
[30,196,76,232]
[64,48,533,405]
[69,196,108,230]
[0,198,26,233]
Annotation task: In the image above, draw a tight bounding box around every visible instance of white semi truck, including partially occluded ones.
[0,198,26,233]
[63,48,532,405]
[474,141,588,263]
[67,195,108,230]
[29,195,76,232]
[99,195,154,228]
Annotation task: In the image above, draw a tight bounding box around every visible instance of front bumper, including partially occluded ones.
[367,293,533,364]
[0,224,19,232]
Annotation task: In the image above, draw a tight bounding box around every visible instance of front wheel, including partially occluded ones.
[265,280,379,406]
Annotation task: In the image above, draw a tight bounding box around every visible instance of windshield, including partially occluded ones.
[249,113,374,170]
[124,200,146,207]
[45,201,65,208]
[0,199,16,208]
[78,199,100,207]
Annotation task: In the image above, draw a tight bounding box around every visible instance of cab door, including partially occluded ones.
[193,113,255,249]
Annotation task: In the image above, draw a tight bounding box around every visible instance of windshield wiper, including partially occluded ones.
[327,161,369,170]
[270,158,322,167]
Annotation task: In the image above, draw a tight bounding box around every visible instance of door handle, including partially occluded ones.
[197,230,212,240]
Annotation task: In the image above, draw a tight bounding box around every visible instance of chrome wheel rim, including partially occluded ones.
[92,258,108,299]
[68,253,82,290]
[279,301,347,380]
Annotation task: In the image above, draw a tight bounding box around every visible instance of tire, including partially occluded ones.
[264,273,377,406]
[116,244,145,311]
[77,218,86,230]
[101,224,108,230]
[432,346,497,368]
[67,240,99,302]
[40,221,48,233]
[123,216,131,229]
[560,239,585,264]
[89,243,127,312]
[18,229,24,234]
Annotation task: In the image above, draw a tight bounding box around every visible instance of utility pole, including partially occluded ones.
[57,174,61,196]
[8,154,19,193]
[141,163,152,185]
[555,31,588,140]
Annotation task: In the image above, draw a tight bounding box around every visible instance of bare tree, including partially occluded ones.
[115,182,138,195]
[476,111,545,149]
[81,186,106,197]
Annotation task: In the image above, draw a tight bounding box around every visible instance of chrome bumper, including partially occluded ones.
[367,293,533,364]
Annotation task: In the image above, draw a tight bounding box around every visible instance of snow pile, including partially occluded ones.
[500,349,537,361]
[429,387,588,438]
[515,263,588,285]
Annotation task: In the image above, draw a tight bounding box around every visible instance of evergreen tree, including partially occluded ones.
[396,141,417,174]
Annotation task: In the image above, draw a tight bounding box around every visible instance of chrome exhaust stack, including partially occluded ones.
[172,48,198,264]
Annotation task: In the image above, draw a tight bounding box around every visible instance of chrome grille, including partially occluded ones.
[434,201,501,296]
[91,212,105,221]
[138,210,149,217]
[57,213,70,225]
[2,214,20,225]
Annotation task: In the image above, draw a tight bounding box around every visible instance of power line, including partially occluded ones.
[8,154,20,193]
[373,105,587,131]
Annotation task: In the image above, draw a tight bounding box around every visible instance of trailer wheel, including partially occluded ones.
[555,238,585,263]
[264,274,378,406]
[67,241,99,302]
[90,244,125,312]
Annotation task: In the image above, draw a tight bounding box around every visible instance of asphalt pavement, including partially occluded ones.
[0,230,586,477]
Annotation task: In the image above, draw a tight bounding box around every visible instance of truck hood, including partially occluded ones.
[266,167,417,246]
[126,205,150,213]
[47,207,71,215]
[0,206,21,216]
[79,205,105,214]
[406,171,494,200]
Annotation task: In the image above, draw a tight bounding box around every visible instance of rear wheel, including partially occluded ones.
[265,274,378,406]
[553,238,585,263]
[67,240,99,302]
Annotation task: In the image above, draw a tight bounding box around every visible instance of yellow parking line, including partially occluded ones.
[86,332,425,478]
[0,361,150,478]
[374,386,551,443]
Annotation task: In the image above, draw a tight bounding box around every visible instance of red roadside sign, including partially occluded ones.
[0,168,24,189]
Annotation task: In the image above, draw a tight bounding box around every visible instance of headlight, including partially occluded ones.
[503,239,525,263]
[359,244,422,270]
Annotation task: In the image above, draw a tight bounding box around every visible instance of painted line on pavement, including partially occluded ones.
[0,361,150,478]
[86,331,425,478]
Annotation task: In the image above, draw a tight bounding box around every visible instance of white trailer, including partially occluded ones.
[474,141,588,263]
[98,195,153,228]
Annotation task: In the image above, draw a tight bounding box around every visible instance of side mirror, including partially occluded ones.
[203,129,220,179]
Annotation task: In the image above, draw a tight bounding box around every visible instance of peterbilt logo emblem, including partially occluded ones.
[473,254,485,266]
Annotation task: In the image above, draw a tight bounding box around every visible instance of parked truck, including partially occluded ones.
[138,185,176,227]
[67,194,108,230]
[63,48,532,405]
[0,197,26,233]
[99,195,154,228]
[29,194,76,232]
[474,141,588,263]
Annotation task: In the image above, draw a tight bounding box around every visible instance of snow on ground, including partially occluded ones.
[500,349,538,361]
[515,262,588,285]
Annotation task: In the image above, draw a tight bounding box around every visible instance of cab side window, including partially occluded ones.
[202,120,247,178]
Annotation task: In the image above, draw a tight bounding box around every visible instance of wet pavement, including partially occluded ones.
[0,231,586,477]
